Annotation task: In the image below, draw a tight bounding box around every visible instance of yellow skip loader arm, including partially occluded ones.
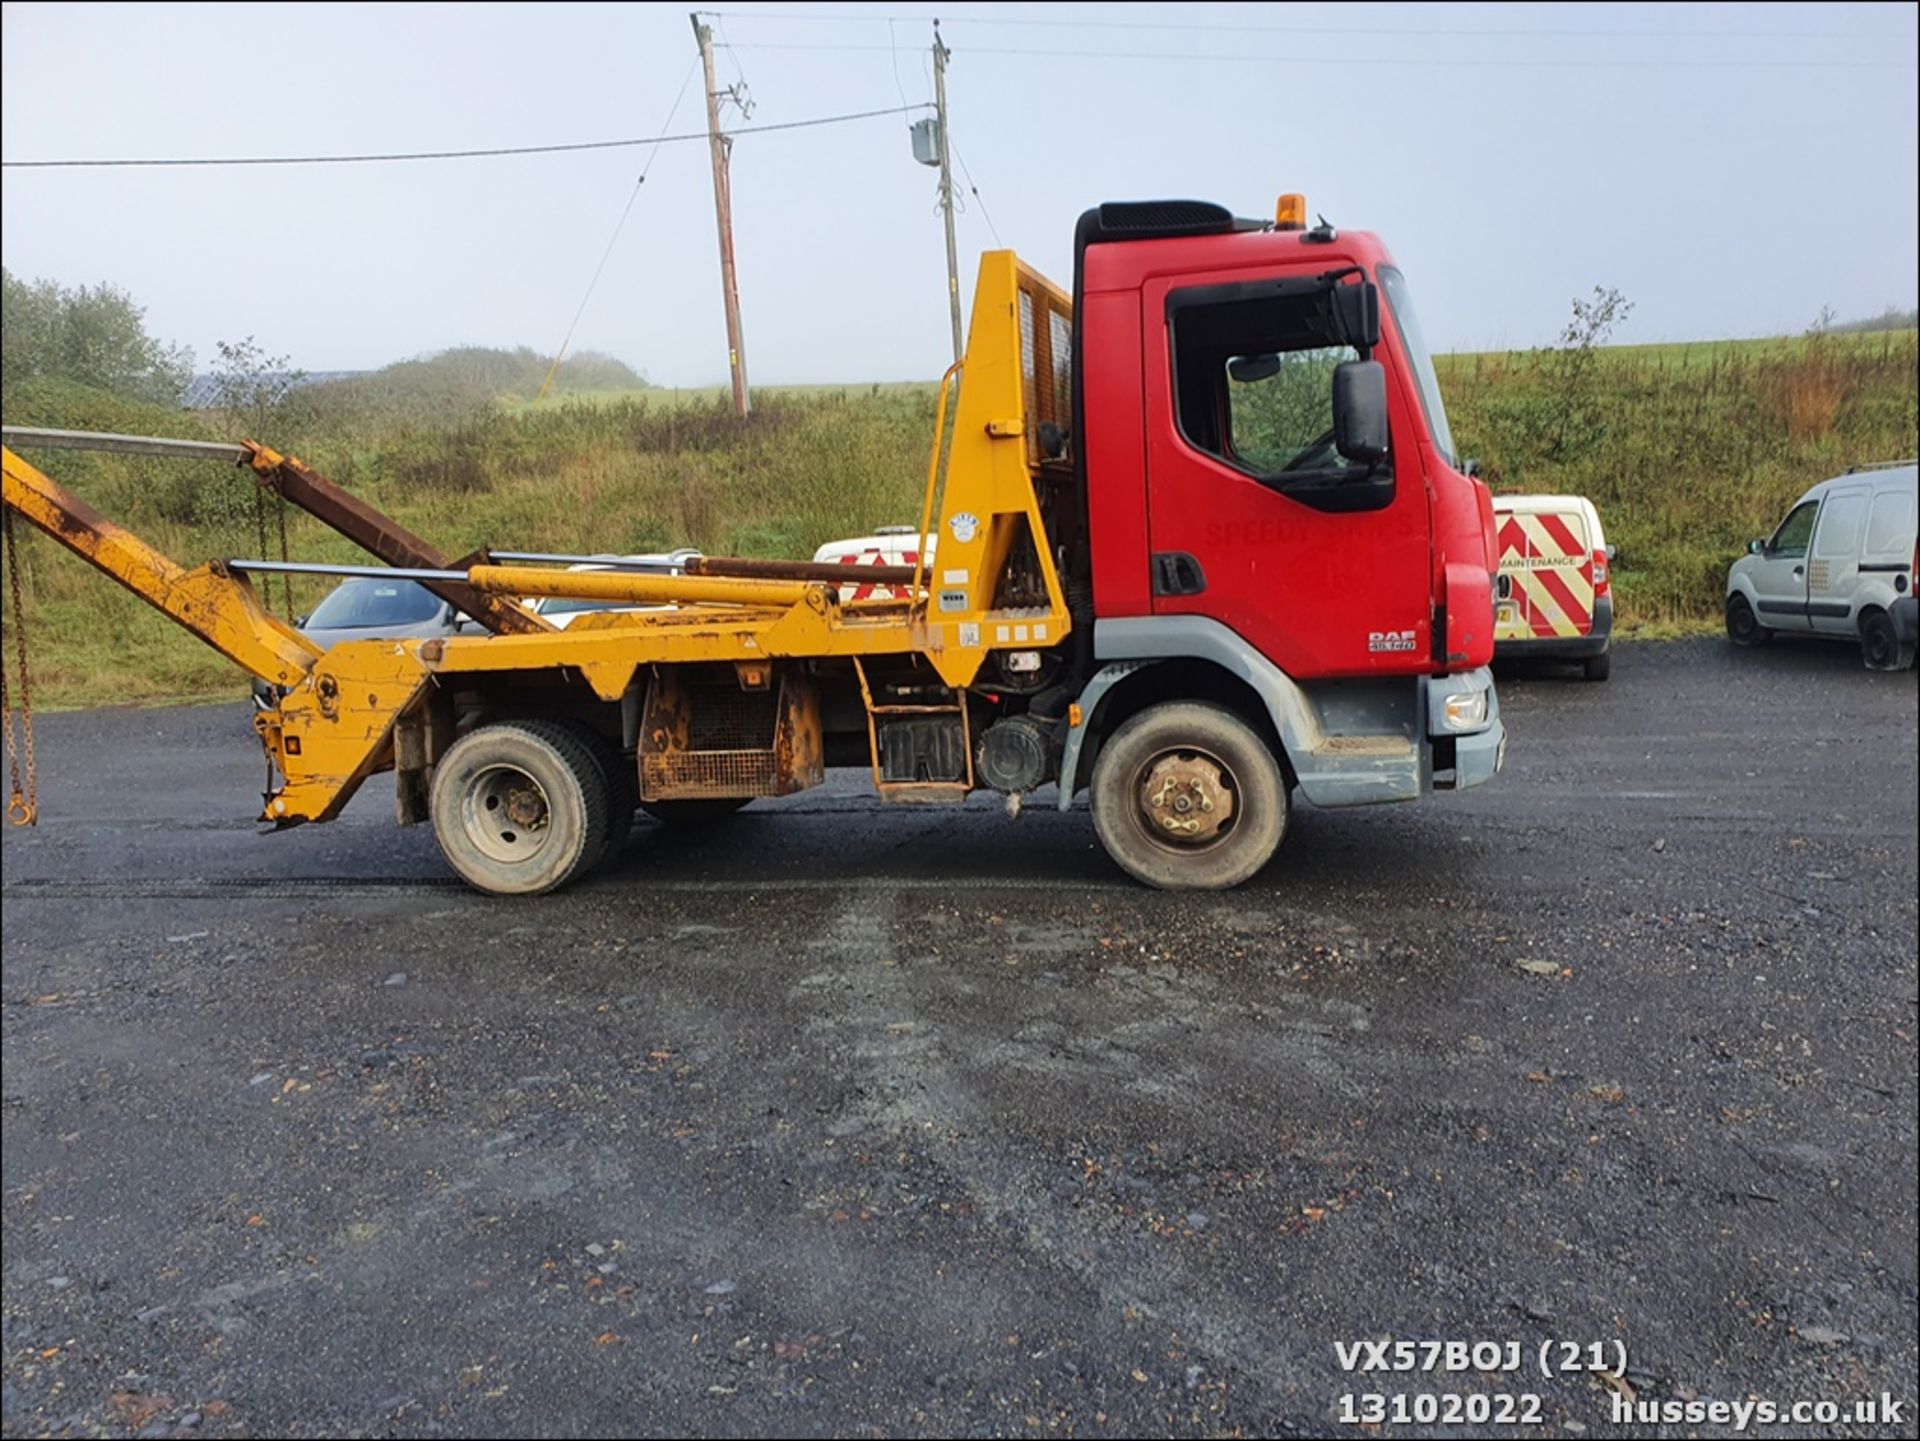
[2,448,322,691]
[1,251,1077,831]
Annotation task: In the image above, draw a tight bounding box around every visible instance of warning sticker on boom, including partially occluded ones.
[938,588,968,613]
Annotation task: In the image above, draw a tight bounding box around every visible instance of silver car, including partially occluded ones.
[250,577,469,709]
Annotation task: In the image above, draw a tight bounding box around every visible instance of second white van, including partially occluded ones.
[1726,463,1917,670]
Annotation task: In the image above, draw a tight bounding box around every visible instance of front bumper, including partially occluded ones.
[1494,594,1613,660]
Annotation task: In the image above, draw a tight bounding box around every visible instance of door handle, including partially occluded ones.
[1793,566,1804,576]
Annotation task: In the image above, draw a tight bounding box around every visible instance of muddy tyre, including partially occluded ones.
[550,720,636,862]
[430,720,612,895]
[1090,701,1288,890]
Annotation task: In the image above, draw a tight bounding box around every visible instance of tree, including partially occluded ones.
[0,267,193,404]
[206,336,305,439]
[1544,286,1633,460]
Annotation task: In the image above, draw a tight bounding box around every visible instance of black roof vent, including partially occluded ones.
[1087,199,1237,242]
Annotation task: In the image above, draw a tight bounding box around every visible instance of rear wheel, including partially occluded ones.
[1725,593,1769,647]
[429,720,611,895]
[640,798,751,825]
[549,720,636,863]
[1582,649,1611,682]
[1090,701,1287,890]
[1859,608,1904,670]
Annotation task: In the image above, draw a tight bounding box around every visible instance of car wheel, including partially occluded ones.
[1090,701,1287,890]
[1581,650,1611,682]
[429,720,612,895]
[1859,608,1902,671]
[1725,593,1769,647]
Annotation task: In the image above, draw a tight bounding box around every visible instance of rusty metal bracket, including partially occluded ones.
[241,443,555,636]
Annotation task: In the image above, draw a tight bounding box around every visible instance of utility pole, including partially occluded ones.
[692,12,750,417]
[932,22,963,365]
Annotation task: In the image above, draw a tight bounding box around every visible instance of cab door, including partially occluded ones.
[1748,498,1819,632]
[1139,268,1431,679]
[1806,485,1869,634]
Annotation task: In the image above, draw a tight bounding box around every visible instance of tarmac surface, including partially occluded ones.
[3,637,1915,1438]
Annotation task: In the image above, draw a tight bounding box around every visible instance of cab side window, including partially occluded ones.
[1170,286,1378,484]
[1769,500,1819,558]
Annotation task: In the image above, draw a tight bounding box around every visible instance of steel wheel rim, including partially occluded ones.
[1130,744,1239,853]
[462,763,554,865]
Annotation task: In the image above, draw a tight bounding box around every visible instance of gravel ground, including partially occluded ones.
[2,637,1915,1439]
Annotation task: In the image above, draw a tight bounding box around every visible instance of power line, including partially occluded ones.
[1,103,931,170]
[704,9,1906,42]
[950,140,1000,249]
[885,16,913,109]
[720,41,1912,71]
[533,58,701,404]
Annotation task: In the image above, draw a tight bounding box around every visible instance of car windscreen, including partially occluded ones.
[304,578,443,630]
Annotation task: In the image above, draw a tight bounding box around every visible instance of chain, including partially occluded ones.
[253,481,270,588]
[2,506,38,826]
[276,488,293,614]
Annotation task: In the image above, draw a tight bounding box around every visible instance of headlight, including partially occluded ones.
[1442,689,1489,731]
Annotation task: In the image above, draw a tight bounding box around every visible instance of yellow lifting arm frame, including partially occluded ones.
[2,446,321,689]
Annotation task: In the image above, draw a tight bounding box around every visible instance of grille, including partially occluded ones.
[687,687,779,749]
[642,751,780,798]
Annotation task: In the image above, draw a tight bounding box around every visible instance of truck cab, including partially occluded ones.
[1051,200,1504,886]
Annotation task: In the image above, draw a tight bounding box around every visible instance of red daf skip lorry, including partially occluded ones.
[0,194,1504,897]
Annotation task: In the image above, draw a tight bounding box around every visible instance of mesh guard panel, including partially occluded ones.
[639,671,821,801]
[1015,268,1074,471]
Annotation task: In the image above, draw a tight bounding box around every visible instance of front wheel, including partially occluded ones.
[1090,701,1288,890]
[1726,593,1770,647]
[429,720,612,895]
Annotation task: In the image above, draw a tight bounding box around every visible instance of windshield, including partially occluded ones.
[1378,265,1457,467]
[304,578,443,630]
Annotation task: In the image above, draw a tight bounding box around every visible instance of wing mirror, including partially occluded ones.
[1331,280,1382,351]
[1748,539,1765,556]
[1332,359,1389,463]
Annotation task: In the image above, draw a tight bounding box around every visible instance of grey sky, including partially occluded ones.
[3,1,1915,387]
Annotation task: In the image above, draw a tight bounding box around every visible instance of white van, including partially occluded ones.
[1725,464,1917,670]
[1491,494,1615,680]
[812,524,934,602]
